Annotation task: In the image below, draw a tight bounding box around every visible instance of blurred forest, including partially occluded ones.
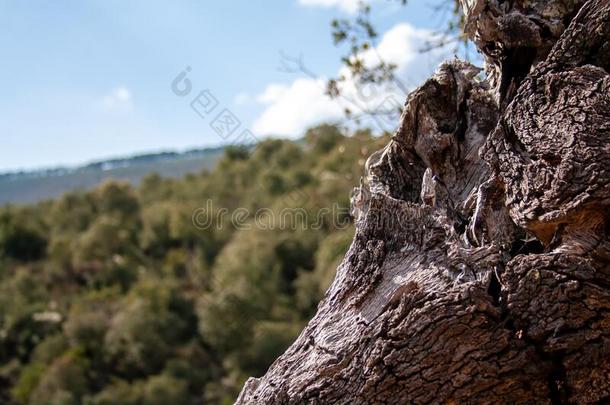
[0,125,388,404]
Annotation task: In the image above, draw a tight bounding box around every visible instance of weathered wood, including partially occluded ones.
[236,1,610,403]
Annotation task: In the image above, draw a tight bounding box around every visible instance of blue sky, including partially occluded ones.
[0,0,457,172]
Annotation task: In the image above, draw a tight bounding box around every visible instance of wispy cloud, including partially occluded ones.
[298,0,364,14]
[102,86,133,112]
[234,92,251,105]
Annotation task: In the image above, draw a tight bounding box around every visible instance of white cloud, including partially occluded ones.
[298,0,363,14]
[256,84,289,104]
[234,92,251,105]
[253,78,343,136]
[102,86,133,112]
[252,23,450,137]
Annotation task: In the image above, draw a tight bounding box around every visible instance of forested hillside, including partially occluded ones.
[0,125,387,404]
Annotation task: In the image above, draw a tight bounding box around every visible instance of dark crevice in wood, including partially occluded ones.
[500,119,530,162]
[510,234,544,256]
[500,46,538,104]
[562,4,585,32]
[548,355,571,405]
[530,17,553,40]
[455,99,469,144]
[487,269,502,306]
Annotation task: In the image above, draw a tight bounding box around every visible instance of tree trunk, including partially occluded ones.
[237,0,610,403]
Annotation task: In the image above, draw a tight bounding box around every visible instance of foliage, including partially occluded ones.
[0,124,388,403]
[327,0,465,122]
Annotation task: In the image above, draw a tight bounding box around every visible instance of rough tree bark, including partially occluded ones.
[237,0,610,403]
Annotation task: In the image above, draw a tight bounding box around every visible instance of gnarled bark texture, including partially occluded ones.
[237,1,610,403]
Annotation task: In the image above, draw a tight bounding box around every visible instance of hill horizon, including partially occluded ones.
[0,145,231,205]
